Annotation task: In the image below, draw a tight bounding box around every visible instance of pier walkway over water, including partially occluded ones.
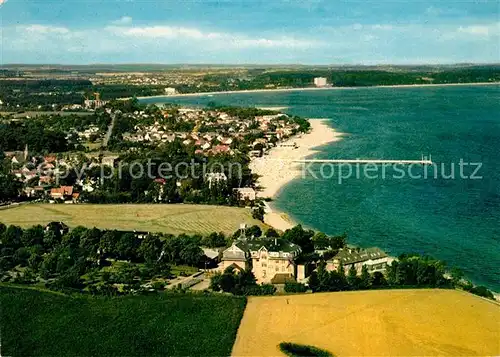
[292,157,433,165]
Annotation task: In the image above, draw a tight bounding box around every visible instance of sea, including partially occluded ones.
[142,85,500,291]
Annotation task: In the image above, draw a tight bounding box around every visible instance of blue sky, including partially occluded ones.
[1,0,499,64]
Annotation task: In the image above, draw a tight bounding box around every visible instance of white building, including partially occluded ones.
[326,247,394,274]
[205,172,228,189]
[234,187,256,201]
[164,87,178,95]
[313,77,328,87]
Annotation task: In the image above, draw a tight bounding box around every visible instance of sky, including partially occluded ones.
[0,0,499,65]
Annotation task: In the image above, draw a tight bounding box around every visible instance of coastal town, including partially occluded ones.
[1,92,495,301]
[1,72,497,297]
[1,100,310,205]
[1,63,499,356]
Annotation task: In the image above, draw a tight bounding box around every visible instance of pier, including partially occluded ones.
[289,155,433,165]
[292,159,433,165]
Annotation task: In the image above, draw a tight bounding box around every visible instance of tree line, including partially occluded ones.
[169,66,500,94]
[0,221,495,300]
[0,222,232,295]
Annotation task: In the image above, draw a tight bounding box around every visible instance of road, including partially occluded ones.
[102,113,116,148]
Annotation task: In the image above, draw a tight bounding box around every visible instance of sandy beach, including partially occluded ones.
[250,119,342,231]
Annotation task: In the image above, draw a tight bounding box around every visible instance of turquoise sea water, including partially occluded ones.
[142,85,500,290]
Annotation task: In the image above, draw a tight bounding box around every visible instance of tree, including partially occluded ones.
[21,225,45,248]
[316,262,331,292]
[333,264,348,291]
[99,230,120,257]
[265,228,279,238]
[210,272,223,292]
[62,226,87,251]
[284,281,307,293]
[138,234,163,264]
[179,244,203,266]
[312,232,330,250]
[202,232,226,248]
[246,225,262,238]
[2,225,23,249]
[371,271,388,288]
[330,233,347,250]
[450,267,464,285]
[79,228,102,257]
[347,265,360,290]
[219,270,236,293]
[308,271,320,292]
[13,247,31,266]
[468,286,494,300]
[252,206,265,221]
[43,230,61,251]
[116,233,139,260]
[359,265,371,290]
[282,225,314,253]
[211,267,263,295]
[329,270,347,291]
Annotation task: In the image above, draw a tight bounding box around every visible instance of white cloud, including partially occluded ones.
[22,25,70,35]
[0,0,8,5]
[426,6,442,16]
[458,25,491,36]
[371,24,393,31]
[108,25,221,39]
[106,25,316,49]
[112,16,133,25]
[4,20,499,64]
[231,37,315,49]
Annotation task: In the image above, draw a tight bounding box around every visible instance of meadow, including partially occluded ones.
[232,289,500,356]
[0,203,265,235]
[0,285,246,357]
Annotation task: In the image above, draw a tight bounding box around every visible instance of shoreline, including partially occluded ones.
[136,81,500,101]
[250,119,342,231]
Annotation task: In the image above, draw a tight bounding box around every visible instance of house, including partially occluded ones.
[102,156,119,167]
[221,241,251,271]
[212,145,231,155]
[326,247,394,274]
[249,150,262,157]
[45,222,70,236]
[205,172,227,189]
[39,176,53,185]
[164,87,177,95]
[314,77,328,87]
[234,187,256,201]
[202,248,222,269]
[24,186,45,198]
[162,133,176,142]
[44,156,57,164]
[50,186,77,202]
[72,193,80,203]
[221,235,302,284]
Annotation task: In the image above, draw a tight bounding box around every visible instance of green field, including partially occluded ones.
[0,203,265,235]
[0,286,246,357]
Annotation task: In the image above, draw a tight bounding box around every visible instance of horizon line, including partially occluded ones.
[2,62,500,68]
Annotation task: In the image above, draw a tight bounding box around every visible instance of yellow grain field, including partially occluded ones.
[0,203,265,235]
[232,289,500,356]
